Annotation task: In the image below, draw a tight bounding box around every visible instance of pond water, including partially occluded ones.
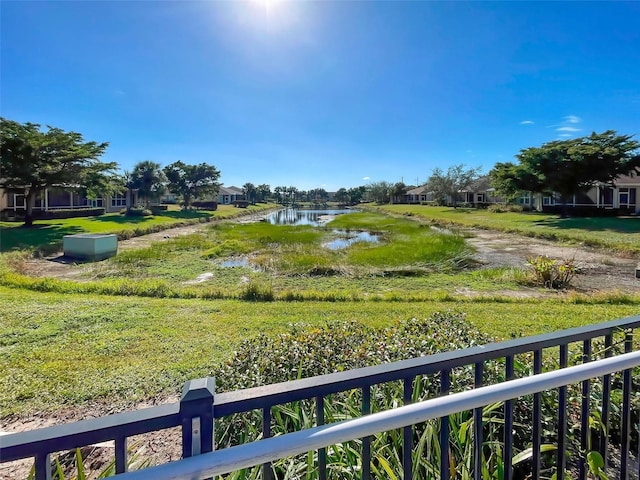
[219,258,251,268]
[263,208,355,226]
[324,230,380,250]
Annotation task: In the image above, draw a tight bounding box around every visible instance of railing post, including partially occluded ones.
[34,452,51,480]
[180,377,215,459]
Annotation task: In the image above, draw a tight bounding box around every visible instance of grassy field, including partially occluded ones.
[0,203,276,254]
[1,285,638,417]
[2,212,513,300]
[1,207,639,420]
[373,204,640,254]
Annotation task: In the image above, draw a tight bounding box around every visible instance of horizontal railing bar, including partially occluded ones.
[213,315,640,416]
[3,315,638,463]
[116,351,640,480]
[0,403,179,462]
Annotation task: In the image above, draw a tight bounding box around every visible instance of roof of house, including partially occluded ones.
[406,186,428,195]
[612,173,640,185]
[219,185,243,195]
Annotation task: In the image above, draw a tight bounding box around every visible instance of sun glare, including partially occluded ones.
[252,0,285,25]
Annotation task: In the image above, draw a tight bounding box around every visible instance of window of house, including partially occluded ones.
[11,194,26,208]
[111,193,126,207]
[619,188,629,207]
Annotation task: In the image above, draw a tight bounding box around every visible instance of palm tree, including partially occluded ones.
[129,160,167,208]
[242,182,257,204]
[288,186,298,206]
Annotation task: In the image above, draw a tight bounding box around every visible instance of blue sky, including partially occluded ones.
[2,1,639,191]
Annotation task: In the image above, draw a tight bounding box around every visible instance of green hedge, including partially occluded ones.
[0,208,105,221]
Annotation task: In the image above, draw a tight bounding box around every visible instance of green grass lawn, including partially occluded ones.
[373,205,640,254]
[0,203,276,253]
[1,285,637,417]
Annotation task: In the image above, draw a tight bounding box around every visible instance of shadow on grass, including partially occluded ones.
[531,216,640,233]
[88,210,213,224]
[0,224,84,253]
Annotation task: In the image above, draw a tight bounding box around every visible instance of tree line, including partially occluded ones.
[0,118,221,226]
[2,117,638,227]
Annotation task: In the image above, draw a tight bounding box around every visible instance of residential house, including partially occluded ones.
[536,174,639,213]
[404,173,639,213]
[0,186,138,217]
[217,186,244,205]
[457,177,506,206]
[406,186,434,204]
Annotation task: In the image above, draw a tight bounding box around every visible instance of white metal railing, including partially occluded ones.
[116,350,640,479]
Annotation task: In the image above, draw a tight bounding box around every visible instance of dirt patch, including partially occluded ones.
[19,222,214,280]
[465,228,640,294]
[0,395,181,479]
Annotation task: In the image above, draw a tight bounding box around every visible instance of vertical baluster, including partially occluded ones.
[504,356,514,480]
[316,395,327,480]
[532,349,542,480]
[600,334,613,472]
[403,377,413,480]
[440,369,451,480]
[557,344,568,480]
[474,362,484,480]
[115,435,128,474]
[362,385,371,480]
[579,339,592,480]
[263,406,272,480]
[620,332,633,478]
[34,452,51,480]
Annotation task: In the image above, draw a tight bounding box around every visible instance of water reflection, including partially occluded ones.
[219,258,250,268]
[264,209,354,226]
[324,230,380,250]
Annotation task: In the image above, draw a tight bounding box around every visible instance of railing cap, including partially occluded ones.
[181,377,215,403]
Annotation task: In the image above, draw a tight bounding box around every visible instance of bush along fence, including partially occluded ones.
[1,314,639,479]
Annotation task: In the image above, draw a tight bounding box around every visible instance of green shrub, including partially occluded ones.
[487,204,524,213]
[125,207,153,217]
[528,255,576,289]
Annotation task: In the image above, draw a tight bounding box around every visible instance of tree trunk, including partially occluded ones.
[24,188,36,227]
[560,195,569,218]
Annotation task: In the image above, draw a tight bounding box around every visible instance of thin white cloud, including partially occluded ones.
[519,120,534,125]
[363,176,370,181]
[114,89,126,96]
[558,134,572,138]
[563,115,582,124]
[556,126,581,132]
